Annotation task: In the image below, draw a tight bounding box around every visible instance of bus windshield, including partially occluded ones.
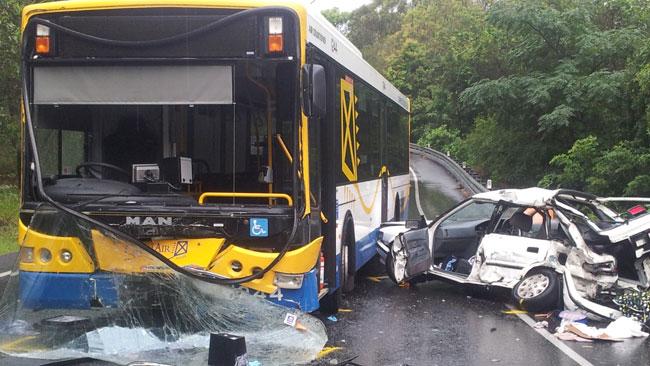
[32,61,297,206]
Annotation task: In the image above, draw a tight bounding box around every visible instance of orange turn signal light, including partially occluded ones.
[35,36,50,54]
[268,34,284,53]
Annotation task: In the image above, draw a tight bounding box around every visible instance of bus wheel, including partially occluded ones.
[394,195,401,221]
[341,218,356,293]
[319,288,341,315]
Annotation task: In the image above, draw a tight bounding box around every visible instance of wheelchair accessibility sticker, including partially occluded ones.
[250,218,269,237]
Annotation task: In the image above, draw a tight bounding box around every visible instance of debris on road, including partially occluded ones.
[317,346,343,359]
[615,289,650,324]
[502,309,528,315]
[555,316,648,342]
[366,276,387,283]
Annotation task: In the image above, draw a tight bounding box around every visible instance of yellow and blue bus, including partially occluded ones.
[17,0,410,313]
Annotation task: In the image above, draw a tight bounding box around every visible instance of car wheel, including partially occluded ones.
[512,268,560,312]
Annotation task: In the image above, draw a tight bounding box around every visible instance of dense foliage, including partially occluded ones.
[325,0,650,195]
[0,1,31,179]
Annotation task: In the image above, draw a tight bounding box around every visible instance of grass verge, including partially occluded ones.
[0,186,19,255]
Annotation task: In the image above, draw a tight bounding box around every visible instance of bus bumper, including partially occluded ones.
[19,272,120,309]
[260,268,320,312]
[18,268,321,312]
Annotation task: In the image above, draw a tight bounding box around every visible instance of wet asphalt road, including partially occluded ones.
[314,151,650,366]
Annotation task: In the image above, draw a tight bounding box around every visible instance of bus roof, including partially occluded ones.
[23,0,410,112]
[306,10,410,111]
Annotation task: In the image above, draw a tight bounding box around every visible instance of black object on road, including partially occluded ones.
[208,333,248,366]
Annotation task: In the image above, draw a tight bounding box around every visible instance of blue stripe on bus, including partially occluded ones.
[19,272,120,309]
[355,229,380,271]
[19,269,322,313]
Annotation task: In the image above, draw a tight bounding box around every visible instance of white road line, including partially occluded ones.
[506,304,594,366]
[0,270,11,278]
[409,167,426,219]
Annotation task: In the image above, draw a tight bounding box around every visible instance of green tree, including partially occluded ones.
[0,1,27,178]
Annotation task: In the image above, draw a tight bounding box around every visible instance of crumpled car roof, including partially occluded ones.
[473,187,561,207]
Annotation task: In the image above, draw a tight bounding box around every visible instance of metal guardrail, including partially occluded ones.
[409,143,488,195]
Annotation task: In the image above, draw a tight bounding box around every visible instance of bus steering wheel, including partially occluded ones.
[76,162,130,181]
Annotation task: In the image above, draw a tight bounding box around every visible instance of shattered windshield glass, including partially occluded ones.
[0,206,326,365]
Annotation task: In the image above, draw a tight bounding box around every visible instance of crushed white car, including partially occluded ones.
[377,188,650,319]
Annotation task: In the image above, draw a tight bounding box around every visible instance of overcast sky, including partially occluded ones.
[310,0,373,12]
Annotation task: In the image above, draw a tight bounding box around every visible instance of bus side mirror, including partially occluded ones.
[302,64,326,118]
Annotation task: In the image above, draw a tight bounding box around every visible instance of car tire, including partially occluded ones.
[386,250,398,284]
[341,222,356,293]
[512,268,560,313]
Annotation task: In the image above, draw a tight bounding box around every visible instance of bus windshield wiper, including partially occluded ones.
[70,194,128,210]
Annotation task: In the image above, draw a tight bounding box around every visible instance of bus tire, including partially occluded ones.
[394,194,401,221]
[319,288,340,315]
[341,215,356,293]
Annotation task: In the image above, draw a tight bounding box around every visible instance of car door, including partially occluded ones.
[431,200,496,260]
[476,208,554,285]
[386,199,495,283]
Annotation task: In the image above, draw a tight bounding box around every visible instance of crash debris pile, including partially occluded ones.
[614,289,650,325]
[534,310,648,342]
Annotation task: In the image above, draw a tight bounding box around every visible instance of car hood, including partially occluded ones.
[379,221,433,244]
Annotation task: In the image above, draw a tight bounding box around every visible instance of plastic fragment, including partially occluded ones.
[366,276,387,283]
[555,332,592,343]
[558,310,587,322]
[317,346,343,359]
[327,315,338,322]
[338,308,353,313]
[249,361,261,366]
[501,309,527,315]
[283,313,298,327]
[295,321,307,331]
[533,321,548,329]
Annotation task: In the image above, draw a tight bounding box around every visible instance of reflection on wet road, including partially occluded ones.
[322,276,579,366]
[408,152,467,219]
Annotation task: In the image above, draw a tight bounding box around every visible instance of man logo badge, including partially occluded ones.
[125,217,173,226]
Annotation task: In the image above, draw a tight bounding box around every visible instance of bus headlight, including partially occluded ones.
[274,273,304,289]
[60,250,73,263]
[39,248,52,263]
[20,247,34,263]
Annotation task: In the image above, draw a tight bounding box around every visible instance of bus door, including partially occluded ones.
[381,175,388,223]
[380,103,389,223]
